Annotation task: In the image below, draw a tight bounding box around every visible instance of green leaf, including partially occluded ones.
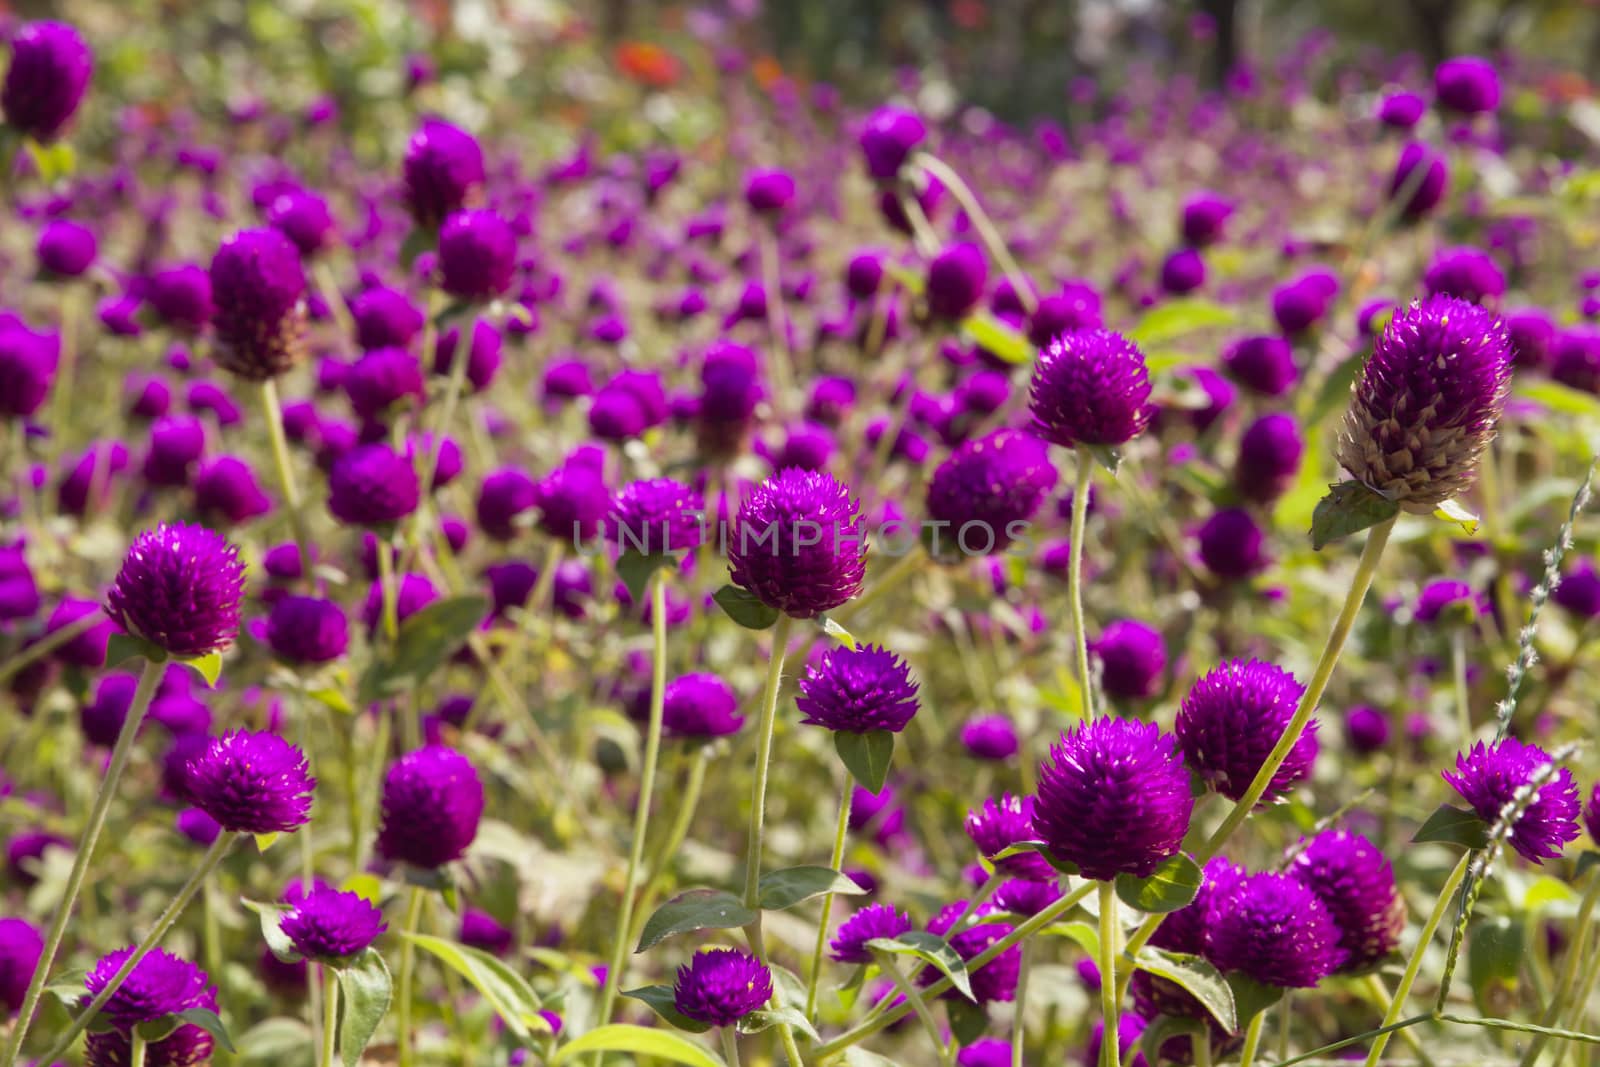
[253,832,281,853]
[1083,444,1121,475]
[820,616,858,648]
[1139,1014,1209,1065]
[1133,948,1237,1033]
[1467,915,1523,1013]
[758,866,866,910]
[175,652,223,687]
[337,948,393,1067]
[834,730,895,792]
[340,873,383,905]
[234,1017,314,1060]
[1038,920,1100,957]
[617,551,673,604]
[869,933,975,1002]
[1578,851,1600,880]
[551,1023,725,1067]
[1412,803,1492,849]
[1128,298,1241,348]
[242,900,301,962]
[1115,853,1203,914]
[882,262,926,296]
[636,889,759,952]
[1434,499,1481,536]
[1227,972,1285,1028]
[25,138,76,183]
[399,227,435,269]
[104,631,163,669]
[1308,348,1368,425]
[135,1009,235,1051]
[308,686,355,715]
[359,594,489,703]
[43,968,88,1008]
[959,311,1035,365]
[1310,481,1400,551]
[622,984,711,1033]
[946,997,989,1045]
[402,932,544,1040]
[1517,378,1600,421]
[843,1050,900,1067]
[740,1005,820,1041]
[712,585,780,630]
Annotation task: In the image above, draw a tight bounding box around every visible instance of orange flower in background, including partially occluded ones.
[616,41,681,89]
[1542,70,1593,104]
[752,54,784,90]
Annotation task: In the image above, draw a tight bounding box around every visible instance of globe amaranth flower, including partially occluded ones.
[403,118,486,228]
[328,443,420,527]
[37,218,96,277]
[673,949,772,1027]
[1160,247,1206,294]
[1336,295,1511,513]
[1412,579,1487,626]
[376,745,485,869]
[84,947,217,1067]
[1,21,92,143]
[992,876,1063,917]
[662,673,744,739]
[1345,705,1391,755]
[209,228,308,381]
[106,523,245,658]
[1084,1015,1150,1067]
[1389,142,1448,220]
[351,285,425,351]
[744,167,795,215]
[81,671,138,748]
[1287,830,1405,971]
[1196,507,1269,580]
[925,429,1057,556]
[1235,413,1304,503]
[1586,783,1600,848]
[345,348,425,421]
[1504,308,1555,371]
[607,478,705,555]
[187,730,314,834]
[925,243,988,321]
[859,106,926,181]
[728,468,866,619]
[796,643,919,734]
[697,340,764,454]
[1092,619,1167,700]
[476,466,538,542]
[534,458,610,542]
[147,264,214,333]
[1181,191,1234,247]
[1222,334,1297,397]
[437,209,515,300]
[965,795,1053,880]
[434,319,503,393]
[460,907,514,956]
[0,323,58,420]
[1434,56,1500,114]
[266,596,349,665]
[1377,91,1426,129]
[1424,247,1505,307]
[1206,872,1345,988]
[961,713,1019,761]
[1554,560,1600,621]
[958,1036,1016,1067]
[1030,329,1155,447]
[919,901,1020,1003]
[279,887,387,962]
[192,455,272,524]
[1176,659,1317,804]
[267,189,335,258]
[830,902,913,963]
[1443,738,1581,864]
[360,572,439,635]
[1033,717,1194,881]
[0,917,42,1015]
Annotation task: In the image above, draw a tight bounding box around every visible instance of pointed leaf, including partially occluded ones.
[1128,298,1241,347]
[945,997,989,1045]
[254,832,281,853]
[1133,948,1237,1033]
[1467,915,1523,1013]
[308,686,355,715]
[821,616,858,648]
[1139,1015,1210,1066]
[622,984,711,1033]
[1038,921,1100,957]
[242,900,301,963]
[175,652,223,687]
[402,932,544,1040]
[1084,444,1121,475]
[740,1005,820,1041]
[1434,499,1481,536]
[551,1023,726,1067]
[233,1018,313,1058]
[758,866,866,911]
[337,948,393,1067]
[959,311,1035,365]
[1227,973,1284,1028]
[105,631,163,669]
[1310,481,1400,550]
[636,890,759,952]
[176,1008,237,1053]
[1115,853,1203,914]
[617,551,673,604]
[868,933,975,1002]
[359,594,489,703]
[1412,803,1491,849]
[834,730,895,792]
[712,585,780,630]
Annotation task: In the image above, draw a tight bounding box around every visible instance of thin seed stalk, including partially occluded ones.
[910,153,1036,313]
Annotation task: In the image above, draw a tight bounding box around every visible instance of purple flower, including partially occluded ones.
[0,542,38,622]
[673,949,772,1026]
[1177,659,1316,803]
[1181,191,1234,247]
[377,746,485,869]
[993,876,1063,917]
[830,902,913,963]
[1413,579,1487,626]
[434,319,503,393]
[1092,619,1167,700]
[608,478,705,555]
[460,908,513,956]
[280,887,387,962]
[925,243,988,321]
[476,467,538,542]
[84,948,217,1067]
[1030,329,1154,447]
[328,444,420,527]
[1554,560,1600,621]
[1235,413,1304,503]
[1084,1015,1149,1067]
[106,523,245,658]
[1160,247,1206,294]
[1424,246,1505,306]
[81,672,137,747]
[351,286,425,350]
[965,795,1053,879]
[1272,274,1334,334]
[959,1037,1014,1067]
[1586,783,1600,848]
[1345,706,1391,755]
[345,348,425,420]
[1222,334,1297,397]
[1505,308,1556,371]
[266,596,349,665]
[1443,738,1581,864]
[437,209,515,300]
[744,167,796,214]
[1390,142,1449,220]
[187,730,314,834]
[193,455,272,524]
[0,323,57,419]
[1287,830,1405,971]
[2,21,92,143]
[37,218,96,277]
[1206,872,1345,988]
[361,573,439,635]
[534,459,610,542]
[267,189,335,258]
[1434,56,1500,114]
[1196,507,1269,580]
[859,106,926,181]
[925,429,1057,556]
[796,644,919,734]
[1377,91,1426,129]
[960,713,1019,761]
[1033,717,1194,881]
[728,469,866,619]
[46,596,113,666]
[1337,296,1511,512]
[920,901,1020,1003]
[147,264,214,333]
[403,118,486,228]
[662,673,744,739]
[0,917,42,1015]
[209,228,308,381]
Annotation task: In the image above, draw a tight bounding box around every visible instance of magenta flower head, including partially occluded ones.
[193,455,272,524]
[961,713,1019,761]
[1177,659,1316,804]
[662,673,744,739]
[1413,579,1487,627]
[1443,738,1581,864]
[1033,717,1194,880]
[0,323,58,420]
[728,469,866,619]
[1206,872,1344,988]
[830,903,913,964]
[744,167,795,215]
[2,21,92,143]
[1030,329,1155,447]
[377,745,485,869]
[328,443,420,527]
[37,218,96,277]
[1160,248,1206,295]
[0,917,42,1015]
[1196,507,1269,580]
[925,243,988,321]
[859,106,926,181]
[925,429,1057,556]
[921,901,1020,1003]
[533,458,610,542]
[1378,91,1426,129]
[1235,413,1304,503]
[267,189,335,258]
[965,795,1054,880]
[797,644,919,734]
[608,478,705,555]
[437,209,515,301]
[673,949,772,1027]
[1084,1015,1149,1067]
[187,730,314,834]
[1434,56,1500,114]
[403,118,486,228]
[1390,142,1449,220]
[476,466,538,542]
[209,228,308,381]
[83,947,217,1067]
[1336,295,1511,512]
[1181,191,1234,247]
[1091,619,1167,700]
[1287,830,1404,971]
[266,596,349,665]
[1554,560,1600,621]
[1505,308,1556,371]
[345,348,425,421]
[1345,705,1391,755]
[1586,783,1600,847]
[279,887,387,963]
[1222,334,1297,397]
[1424,247,1505,307]
[352,286,424,351]
[106,522,244,658]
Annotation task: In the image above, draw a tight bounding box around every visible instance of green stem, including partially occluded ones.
[0,608,102,684]
[1521,872,1600,1067]
[1012,940,1032,1067]
[911,153,1036,313]
[1362,975,1437,1067]
[806,777,854,1019]
[1561,948,1600,1065]
[635,748,710,931]
[2,656,165,1067]
[721,1027,743,1067]
[1069,449,1095,720]
[598,572,671,1027]
[1273,1015,1433,1067]
[1362,852,1473,1067]
[1451,630,1472,743]
[321,967,340,1067]
[41,833,238,1062]
[1239,1011,1266,1067]
[130,1034,148,1067]
[421,306,472,499]
[260,378,313,583]
[742,616,794,916]
[1098,882,1119,1067]
[377,534,400,645]
[396,886,425,1067]
[758,226,797,412]
[872,950,947,1060]
[835,546,926,623]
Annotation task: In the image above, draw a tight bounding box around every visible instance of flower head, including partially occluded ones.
[1176,659,1317,804]
[744,167,796,215]
[106,523,245,658]
[0,323,58,420]
[920,901,1020,1003]
[662,673,744,739]
[1390,142,1448,219]
[925,243,988,321]
[266,596,349,665]
[534,459,610,542]
[1424,247,1505,306]
[352,286,424,351]
[1585,783,1600,848]
[328,444,420,527]
[267,189,335,257]
[280,887,387,962]
[1434,56,1500,114]
[403,118,486,228]
[84,947,217,1067]
[1345,705,1391,755]
[608,478,706,555]
[1287,830,1404,971]
[437,209,515,300]
[830,903,913,963]
[1223,334,1297,397]
[859,106,926,181]
[209,228,308,381]
[2,21,92,143]
[345,348,425,421]
[728,469,866,619]
[1413,579,1487,626]
[925,430,1057,556]
[1030,329,1154,447]
[376,746,485,869]
[193,455,272,524]
[1196,507,1269,580]
[960,713,1019,761]
[1235,413,1304,503]
[0,917,42,1015]
[965,795,1053,879]
[1206,872,1345,988]
[1443,738,1581,864]
[187,730,314,834]
[673,949,772,1027]
[1181,191,1235,247]
[796,644,919,734]
[1092,620,1167,700]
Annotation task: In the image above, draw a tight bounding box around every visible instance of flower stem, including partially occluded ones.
[1012,940,1032,1067]
[1069,448,1095,720]
[872,950,946,1060]
[742,615,794,917]
[1520,869,1600,1067]
[42,832,237,1062]
[910,153,1036,313]
[757,226,798,412]
[0,608,102,684]
[1238,1010,1266,1067]
[321,967,341,1067]
[806,777,855,1019]
[1098,882,1119,1067]
[598,571,671,1027]
[721,1026,743,1067]
[377,534,400,645]
[1450,630,1472,743]
[130,1034,148,1067]
[1,656,166,1067]
[1361,850,1473,1067]
[635,748,710,931]
[396,885,425,1067]
[260,378,313,583]
[835,545,926,623]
